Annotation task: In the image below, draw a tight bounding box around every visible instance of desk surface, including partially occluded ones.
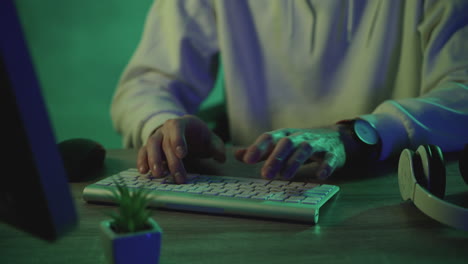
[1,148,468,264]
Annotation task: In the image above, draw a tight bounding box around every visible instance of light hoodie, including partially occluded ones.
[111,0,468,160]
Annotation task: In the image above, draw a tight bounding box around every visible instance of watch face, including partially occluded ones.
[354,119,379,145]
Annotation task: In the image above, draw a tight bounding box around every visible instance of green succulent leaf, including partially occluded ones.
[107,178,153,233]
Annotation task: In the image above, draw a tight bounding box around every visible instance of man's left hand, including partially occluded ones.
[234,126,346,180]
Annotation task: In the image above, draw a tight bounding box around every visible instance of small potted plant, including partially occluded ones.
[100,181,162,264]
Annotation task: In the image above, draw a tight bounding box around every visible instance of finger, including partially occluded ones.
[243,133,275,164]
[166,118,188,159]
[210,133,226,163]
[161,160,170,177]
[261,137,295,179]
[234,148,247,162]
[146,129,165,177]
[162,134,186,184]
[280,142,313,180]
[137,146,149,174]
[316,152,340,180]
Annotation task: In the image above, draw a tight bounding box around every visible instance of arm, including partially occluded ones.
[110,0,219,148]
[362,1,468,160]
[235,1,468,180]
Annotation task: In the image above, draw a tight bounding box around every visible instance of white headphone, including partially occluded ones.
[398,144,468,231]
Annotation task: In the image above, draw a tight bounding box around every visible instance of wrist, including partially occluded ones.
[336,119,382,165]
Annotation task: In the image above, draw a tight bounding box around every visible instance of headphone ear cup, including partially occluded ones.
[415,145,446,199]
[398,148,418,201]
[459,144,468,185]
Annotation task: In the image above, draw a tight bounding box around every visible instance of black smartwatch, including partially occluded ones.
[338,118,382,162]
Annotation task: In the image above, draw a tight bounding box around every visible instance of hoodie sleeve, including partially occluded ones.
[360,0,468,160]
[110,0,219,148]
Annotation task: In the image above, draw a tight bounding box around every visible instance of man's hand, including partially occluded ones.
[234,126,346,180]
[138,115,226,184]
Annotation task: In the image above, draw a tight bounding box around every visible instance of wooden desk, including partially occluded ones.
[1,148,468,264]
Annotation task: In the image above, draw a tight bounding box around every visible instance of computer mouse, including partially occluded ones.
[58,138,106,182]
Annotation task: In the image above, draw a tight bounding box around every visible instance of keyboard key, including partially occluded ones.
[224,183,240,189]
[203,191,220,196]
[288,195,306,201]
[119,171,141,177]
[235,193,254,199]
[246,178,271,185]
[285,197,303,203]
[94,180,111,186]
[195,187,212,192]
[209,183,225,188]
[219,192,237,197]
[303,197,322,204]
[288,182,305,188]
[302,199,319,205]
[251,193,271,200]
[186,189,203,194]
[156,186,175,191]
[268,181,287,187]
[268,194,288,201]
[304,183,319,188]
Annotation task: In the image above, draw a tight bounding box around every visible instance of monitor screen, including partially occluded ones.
[0,0,78,241]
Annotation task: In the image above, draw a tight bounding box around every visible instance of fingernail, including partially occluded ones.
[150,165,159,177]
[176,146,185,158]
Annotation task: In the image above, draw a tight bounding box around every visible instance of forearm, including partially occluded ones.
[110,0,219,148]
[111,71,188,148]
[361,81,468,160]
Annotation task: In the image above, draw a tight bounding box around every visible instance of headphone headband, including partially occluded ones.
[398,145,468,231]
[413,182,468,231]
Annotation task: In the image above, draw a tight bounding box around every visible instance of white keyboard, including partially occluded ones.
[83,168,340,224]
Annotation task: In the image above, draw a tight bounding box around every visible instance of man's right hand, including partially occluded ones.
[137,115,226,184]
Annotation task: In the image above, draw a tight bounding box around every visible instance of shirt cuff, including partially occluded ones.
[359,113,409,160]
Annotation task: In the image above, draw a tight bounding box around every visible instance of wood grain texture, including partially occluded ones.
[1,148,467,264]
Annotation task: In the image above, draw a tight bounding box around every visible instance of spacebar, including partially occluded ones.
[148,192,319,223]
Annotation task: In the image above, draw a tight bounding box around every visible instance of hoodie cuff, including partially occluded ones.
[359,113,409,160]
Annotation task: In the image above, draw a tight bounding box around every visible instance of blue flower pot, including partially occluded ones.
[100,218,162,264]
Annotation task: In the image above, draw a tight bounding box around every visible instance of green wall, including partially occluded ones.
[15,0,223,149]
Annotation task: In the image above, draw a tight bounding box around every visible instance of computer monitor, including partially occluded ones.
[0,0,78,241]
